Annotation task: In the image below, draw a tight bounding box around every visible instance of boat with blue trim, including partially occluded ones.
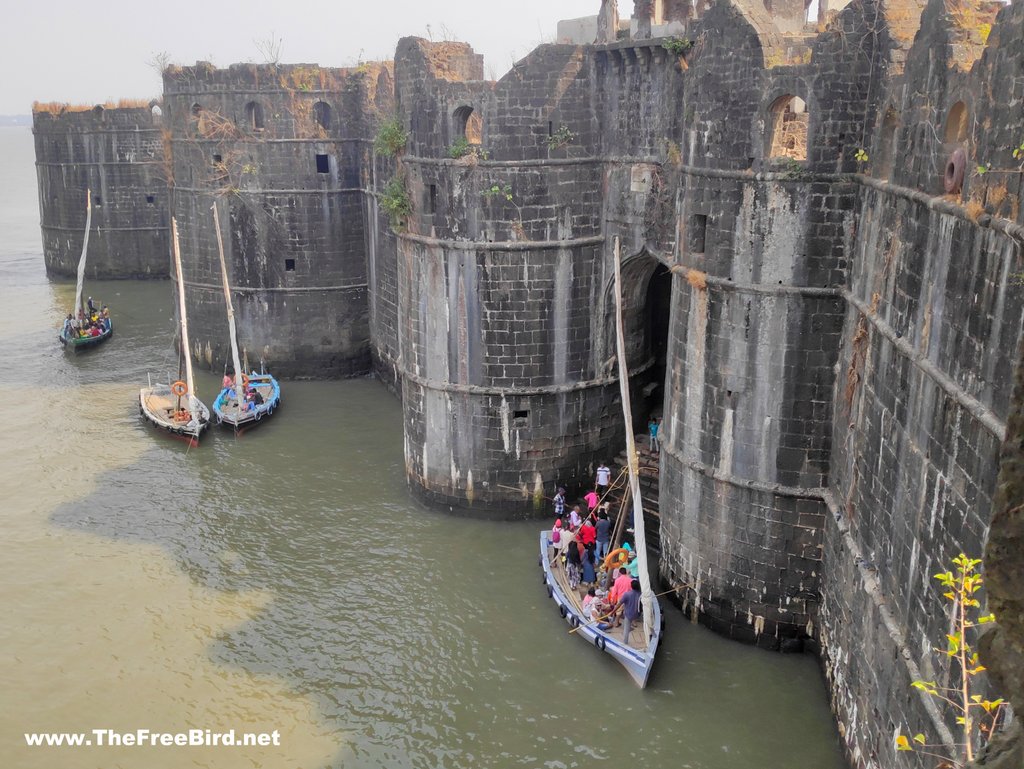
[539,531,662,687]
[213,371,281,431]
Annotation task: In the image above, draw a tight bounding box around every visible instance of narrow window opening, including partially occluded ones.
[315,154,330,174]
[284,258,296,271]
[191,103,203,117]
[212,153,222,163]
[944,101,968,145]
[245,101,264,130]
[548,120,553,137]
[512,409,529,425]
[151,104,163,119]
[313,101,332,130]
[767,94,808,161]
[145,195,155,204]
[876,109,899,181]
[93,195,102,206]
[429,184,437,214]
[689,214,708,253]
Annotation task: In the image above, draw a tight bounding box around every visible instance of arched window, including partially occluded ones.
[767,94,808,161]
[313,101,332,130]
[453,105,482,145]
[92,105,104,116]
[245,101,265,130]
[191,102,203,117]
[150,102,163,119]
[944,101,968,144]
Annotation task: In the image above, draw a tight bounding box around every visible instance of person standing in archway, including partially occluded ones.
[596,462,611,496]
[649,417,660,453]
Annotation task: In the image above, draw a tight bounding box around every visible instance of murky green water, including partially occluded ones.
[0,126,846,769]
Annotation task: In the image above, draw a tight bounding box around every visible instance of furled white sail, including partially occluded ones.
[612,236,655,640]
[72,189,93,319]
[171,219,198,413]
[212,202,245,405]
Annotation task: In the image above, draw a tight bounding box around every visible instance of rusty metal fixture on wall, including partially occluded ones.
[944,147,967,194]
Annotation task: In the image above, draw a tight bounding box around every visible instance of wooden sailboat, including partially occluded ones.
[539,236,663,687]
[59,189,113,351]
[138,218,210,444]
[209,202,281,432]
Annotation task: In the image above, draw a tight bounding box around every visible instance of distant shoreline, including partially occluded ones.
[0,116,31,127]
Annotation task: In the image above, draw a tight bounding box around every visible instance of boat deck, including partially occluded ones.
[547,543,650,651]
[215,381,276,419]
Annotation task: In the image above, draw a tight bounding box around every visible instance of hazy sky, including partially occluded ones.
[0,0,602,114]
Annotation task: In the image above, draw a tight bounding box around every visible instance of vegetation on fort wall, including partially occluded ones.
[32,99,152,115]
[374,117,408,157]
[380,174,411,231]
[899,555,1005,768]
[447,137,489,162]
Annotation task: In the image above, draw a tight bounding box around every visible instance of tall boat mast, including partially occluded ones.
[72,189,92,318]
[612,236,655,640]
[212,202,245,406]
[171,218,197,413]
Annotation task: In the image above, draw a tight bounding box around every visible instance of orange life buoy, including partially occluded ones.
[603,548,630,571]
[171,380,188,397]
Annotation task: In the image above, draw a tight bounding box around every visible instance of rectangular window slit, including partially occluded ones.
[689,214,707,254]
[212,153,222,163]
[513,409,529,420]
[429,184,437,214]
[284,258,296,271]
[94,195,102,206]
[145,195,155,204]
[315,154,330,173]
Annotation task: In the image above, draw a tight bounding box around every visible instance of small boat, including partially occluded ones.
[539,532,663,687]
[213,370,281,431]
[59,189,113,352]
[209,201,282,433]
[139,218,210,445]
[60,318,113,351]
[539,235,663,687]
[139,379,210,443]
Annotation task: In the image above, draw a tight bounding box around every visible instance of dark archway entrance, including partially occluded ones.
[643,263,672,425]
[602,252,673,554]
[608,255,672,432]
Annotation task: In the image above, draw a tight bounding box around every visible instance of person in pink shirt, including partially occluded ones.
[584,488,600,512]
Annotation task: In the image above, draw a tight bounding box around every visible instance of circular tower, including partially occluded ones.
[162,62,392,378]
[390,38,630,516]
[33,102,170,279]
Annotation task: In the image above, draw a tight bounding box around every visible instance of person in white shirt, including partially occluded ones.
[596,463,611,495]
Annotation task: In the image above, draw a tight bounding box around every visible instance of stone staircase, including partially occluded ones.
[609,435,662,555]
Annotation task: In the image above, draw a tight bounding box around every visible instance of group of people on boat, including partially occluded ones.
[221,373,265,412]
[549,466,645,643]
[63,297,110,339]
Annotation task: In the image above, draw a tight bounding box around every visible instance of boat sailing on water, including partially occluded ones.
[539,236,663,688]
[209,202,281,432]
[59,189,113,351]
[139,218,210,444]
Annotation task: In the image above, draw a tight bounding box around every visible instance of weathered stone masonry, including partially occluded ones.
[32,0,1024,766]
[373,1,1024,767]
[33,104,170,279]
[161,62,393,377]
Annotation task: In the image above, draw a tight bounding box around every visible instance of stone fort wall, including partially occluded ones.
[376,0,1024,765]
[161,62,393,377]
[33,104,170,279]
[31,0,1024,765]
